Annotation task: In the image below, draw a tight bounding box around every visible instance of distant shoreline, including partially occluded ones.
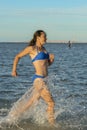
[0,42,87,44]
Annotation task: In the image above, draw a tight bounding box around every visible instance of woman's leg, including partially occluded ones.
[9,78,55,125]
[9,86,41,117]
[34,79,55,125]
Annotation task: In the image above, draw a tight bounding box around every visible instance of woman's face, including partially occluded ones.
[38,32,47,45]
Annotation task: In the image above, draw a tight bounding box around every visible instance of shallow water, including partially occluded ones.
[0,43,87,130]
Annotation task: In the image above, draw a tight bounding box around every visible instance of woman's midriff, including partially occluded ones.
[33,60,48,77]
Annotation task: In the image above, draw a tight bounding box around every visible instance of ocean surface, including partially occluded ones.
[0,43,87,130]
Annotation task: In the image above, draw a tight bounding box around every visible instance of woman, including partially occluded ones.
[12,30,55,125]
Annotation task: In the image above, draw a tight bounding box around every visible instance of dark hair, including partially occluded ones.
[29,30,46,46]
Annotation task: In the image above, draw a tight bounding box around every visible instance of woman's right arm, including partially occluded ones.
[12,46,32,77]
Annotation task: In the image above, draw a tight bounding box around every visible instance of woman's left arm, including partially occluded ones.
[48,53,54,66]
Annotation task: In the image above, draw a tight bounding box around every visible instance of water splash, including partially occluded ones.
[0,74,87,130]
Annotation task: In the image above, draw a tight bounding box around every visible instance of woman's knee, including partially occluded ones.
[48,100,55,108]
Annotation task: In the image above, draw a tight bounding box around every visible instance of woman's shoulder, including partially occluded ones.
[25,45,36,53]
[26,45,34,50]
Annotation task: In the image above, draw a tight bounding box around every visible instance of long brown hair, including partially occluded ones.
[29,30,46,46]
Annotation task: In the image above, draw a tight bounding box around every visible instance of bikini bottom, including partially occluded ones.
[32,74,45,82]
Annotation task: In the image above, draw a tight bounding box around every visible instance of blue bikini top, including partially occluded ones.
[32,47,49,62]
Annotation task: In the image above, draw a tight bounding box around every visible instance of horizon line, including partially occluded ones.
[0,41,87,43]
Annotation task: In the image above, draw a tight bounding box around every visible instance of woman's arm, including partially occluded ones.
[48,53,54,66]
[12,46,32,77]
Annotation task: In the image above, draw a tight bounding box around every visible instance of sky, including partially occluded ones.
[0,0,87,42]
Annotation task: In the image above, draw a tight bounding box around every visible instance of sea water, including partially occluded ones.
[0,43,87,130]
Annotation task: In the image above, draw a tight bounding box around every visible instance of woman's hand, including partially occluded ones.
[48,54,54,66]
[12,71,18,77]
[49,54,54,61]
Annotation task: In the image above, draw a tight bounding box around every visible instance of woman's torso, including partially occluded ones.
[29,46,49,77]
